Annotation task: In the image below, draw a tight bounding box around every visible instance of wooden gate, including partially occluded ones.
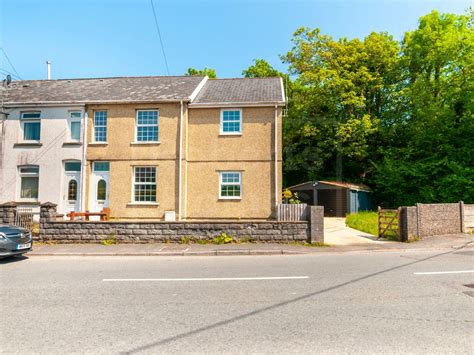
[378,207,400,240]
[14,208,34,231]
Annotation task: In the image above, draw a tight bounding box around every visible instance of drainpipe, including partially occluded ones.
[274,105,278,208]
[178,100,184,220]
[81,110,88,211]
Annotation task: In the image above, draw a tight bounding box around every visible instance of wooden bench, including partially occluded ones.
[68,208,110,221]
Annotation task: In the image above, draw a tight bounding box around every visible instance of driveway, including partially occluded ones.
[324,217,391,246]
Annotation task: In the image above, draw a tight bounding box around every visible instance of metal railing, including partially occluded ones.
[14,208,34,230]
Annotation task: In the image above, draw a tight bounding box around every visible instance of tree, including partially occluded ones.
[184,67,217,78]
[281,29,401,186]
[242,59,282,78]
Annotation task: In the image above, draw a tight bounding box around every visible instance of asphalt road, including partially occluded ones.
[1,249,473,354]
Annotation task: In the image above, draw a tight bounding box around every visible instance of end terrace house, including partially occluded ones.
[0,80,86,217]
[1,75,285,221]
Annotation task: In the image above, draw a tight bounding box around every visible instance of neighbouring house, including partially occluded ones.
[0,75,285,221]
[0,81,86,218]
[288,181,372,217]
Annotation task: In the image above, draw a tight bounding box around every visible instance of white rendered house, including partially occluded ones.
[0,104,86,217]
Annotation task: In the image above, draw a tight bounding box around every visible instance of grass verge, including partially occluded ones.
[345,211,378,236]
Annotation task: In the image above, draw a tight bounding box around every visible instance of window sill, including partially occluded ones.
[219,133,242,136]
[88,142,108,146]
[130,141,161,146]
[17,199,40,204]
[14,142,43,148]
[126,202,160,207]
[218,197,242,201]
[63,141,82,147]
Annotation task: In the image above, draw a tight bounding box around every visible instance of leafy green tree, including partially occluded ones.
[185,67,217,78]
[372,10,474,206]
[281,29,401,186]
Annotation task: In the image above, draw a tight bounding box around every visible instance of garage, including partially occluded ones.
[288,180,372,217]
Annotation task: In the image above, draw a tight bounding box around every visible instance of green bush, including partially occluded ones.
[212,233,234,244]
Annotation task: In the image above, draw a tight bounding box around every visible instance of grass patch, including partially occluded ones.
[345,211,378,236]
[346,211,400,240]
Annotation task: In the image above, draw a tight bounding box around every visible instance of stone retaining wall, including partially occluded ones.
[37,203,312,243]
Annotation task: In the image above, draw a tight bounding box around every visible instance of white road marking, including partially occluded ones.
[414,270,474,275]
[103,276,309,282]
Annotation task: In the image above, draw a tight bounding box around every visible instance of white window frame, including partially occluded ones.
[93,111,107,143]
[18,165,40,201]
[68,111,82,142]
[132,166,157,203]
[219,171,242,200]
[220,109,242,135]
[20,111,41,142]
[135,110,159,143]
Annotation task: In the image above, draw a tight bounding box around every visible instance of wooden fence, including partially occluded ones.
[14,207,34,231]
[378,207,400,240]
[465,204,474,231]
[277,203,308,222]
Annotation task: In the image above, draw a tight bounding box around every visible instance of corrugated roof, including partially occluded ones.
[3,76,206,104]
[287,181,371,192]
[191,77,285,105]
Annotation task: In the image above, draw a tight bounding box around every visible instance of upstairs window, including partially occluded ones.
[133,167,157,202]
[19,166,39,199]
[220,109,242,134]
[20,112,41,141]
[93,111,107,142]
[136,110,158,142]
[69,111,81,141]
[219,172,242,199]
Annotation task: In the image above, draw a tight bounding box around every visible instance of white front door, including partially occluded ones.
[62,162,82,214]
[90,162,110,212]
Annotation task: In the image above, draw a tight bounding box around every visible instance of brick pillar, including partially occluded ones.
[40,202,58,223]
[309,206,324,243]
[399,206,419,242]
[0,202,17,225]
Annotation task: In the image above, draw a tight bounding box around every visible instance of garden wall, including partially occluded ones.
[399,202,466,241]
[35,203,318,243]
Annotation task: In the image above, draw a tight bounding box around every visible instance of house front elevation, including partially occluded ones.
[1,75,285,221]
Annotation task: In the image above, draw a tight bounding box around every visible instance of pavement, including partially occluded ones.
[29,233,474,256]
[2,247,473,353]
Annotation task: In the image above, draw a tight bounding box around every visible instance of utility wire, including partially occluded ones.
[0,47,22,80]
[150,0,170,75]
[0,68,21,80]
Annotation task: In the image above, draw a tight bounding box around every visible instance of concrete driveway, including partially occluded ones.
[324,217,391,246]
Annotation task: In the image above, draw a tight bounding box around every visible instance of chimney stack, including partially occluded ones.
[46,61,51,80]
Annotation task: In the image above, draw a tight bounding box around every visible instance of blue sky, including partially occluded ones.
[0,0,471,80]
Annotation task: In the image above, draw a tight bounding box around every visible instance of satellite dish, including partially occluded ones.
[6,75,12,85]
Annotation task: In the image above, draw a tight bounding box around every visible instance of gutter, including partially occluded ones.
[274,105,278,208]
[81,109,88,211]
[189,101,285,108]
[178,100,184,220]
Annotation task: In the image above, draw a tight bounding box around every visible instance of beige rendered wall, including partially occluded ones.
[85,103,181,219]
[186,106,282,220]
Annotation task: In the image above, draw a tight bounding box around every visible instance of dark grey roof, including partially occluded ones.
[4,76,205,104]
[191,77,284,105]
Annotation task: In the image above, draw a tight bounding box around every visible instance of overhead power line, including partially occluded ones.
[0,47,22,80]
[150,0,170,75]
[0,68,21,80]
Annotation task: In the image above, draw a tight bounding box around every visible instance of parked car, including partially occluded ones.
[0,225,33,258]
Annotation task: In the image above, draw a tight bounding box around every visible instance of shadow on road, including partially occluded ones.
[0,255,29,264]
[123,245,469,354]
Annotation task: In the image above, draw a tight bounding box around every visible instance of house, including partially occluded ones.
[288,181,372,217]
[0,81,86,217]
[0,75,285,221]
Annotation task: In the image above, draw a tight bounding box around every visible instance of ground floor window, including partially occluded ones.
[219,171,241,199]
[133,167,156,202]
[19,166,39,199]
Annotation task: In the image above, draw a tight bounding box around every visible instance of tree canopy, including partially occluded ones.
[242,9,473,206]
[185,67,217,78]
